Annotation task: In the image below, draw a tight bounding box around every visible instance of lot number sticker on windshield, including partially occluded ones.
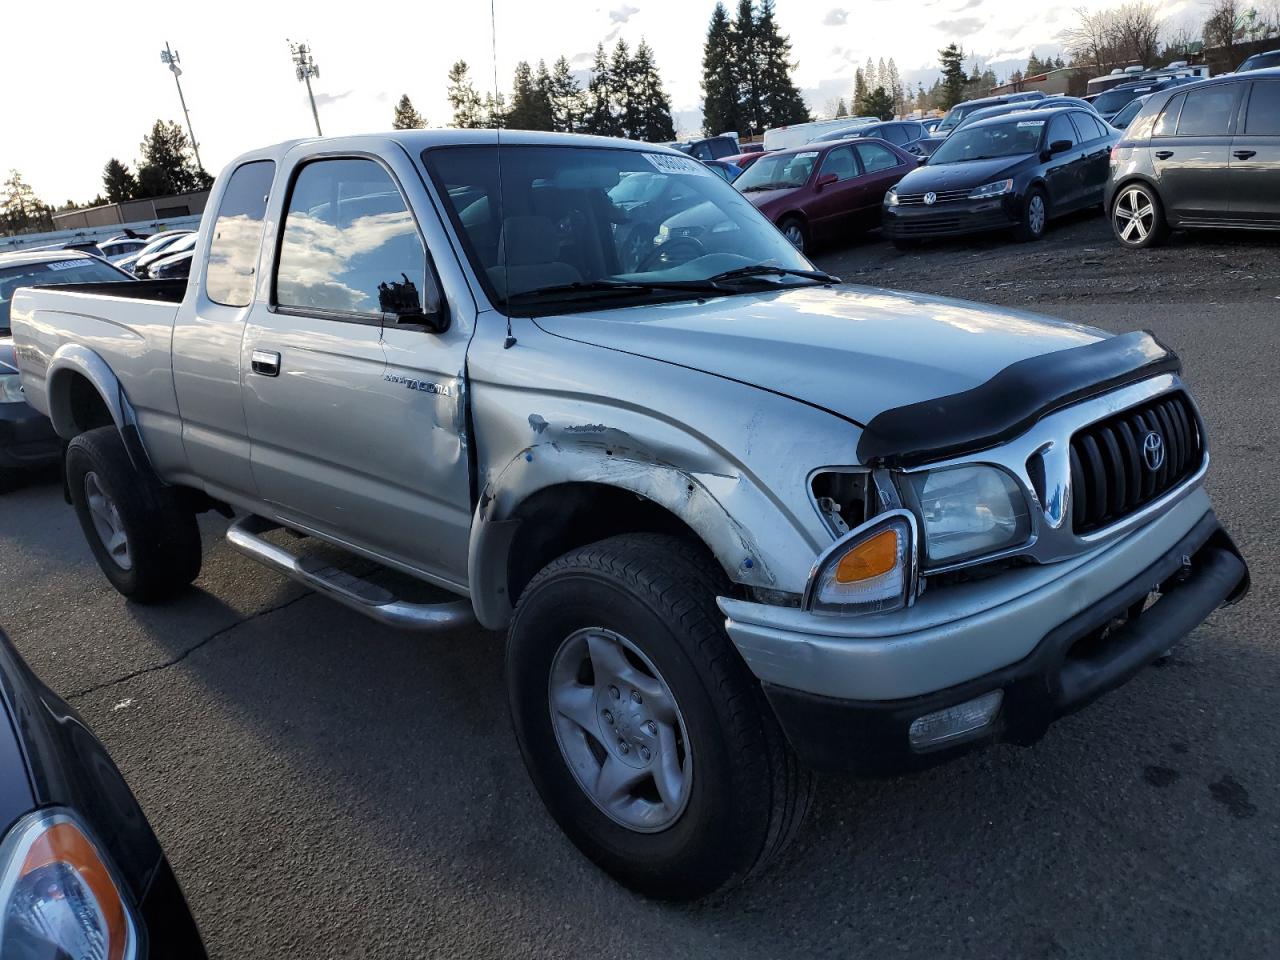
[796,151,819,159]
[643,153,716,177]
[45,260,89,271]
[1016,120,1045,127]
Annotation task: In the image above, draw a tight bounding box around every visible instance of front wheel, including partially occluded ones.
[1111,183,1168,248]
[777,216,808,254]
[507,534,811,901]
[1013,188,1048,242]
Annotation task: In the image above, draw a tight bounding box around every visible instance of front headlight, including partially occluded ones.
[0,374,24,404]
[804,510,917,616]
[0,809,138,960]
[968,179,1014,199]
[884,187,900,206]
[906,465,1030,567]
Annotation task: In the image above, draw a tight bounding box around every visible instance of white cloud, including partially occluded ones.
[823,8,849,25]
[609,4,640,22]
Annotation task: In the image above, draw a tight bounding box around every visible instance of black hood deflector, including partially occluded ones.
[857,330,1181,468]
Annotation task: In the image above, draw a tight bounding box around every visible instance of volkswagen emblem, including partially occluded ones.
[923,191,937,205]
[1143,431,1165,472]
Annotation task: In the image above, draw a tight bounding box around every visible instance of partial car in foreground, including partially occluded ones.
[883,107,1119,246]
[0,628,206,957]
[1108,70,1280,247]
[734,137,917,251]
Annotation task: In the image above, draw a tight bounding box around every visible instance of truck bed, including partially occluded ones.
[36,278,189,304]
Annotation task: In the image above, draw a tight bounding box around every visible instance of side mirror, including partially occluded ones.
[380,272,450,334]
[816,173,839,189]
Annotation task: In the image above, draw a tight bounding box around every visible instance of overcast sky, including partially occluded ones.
[4,0,1197,203]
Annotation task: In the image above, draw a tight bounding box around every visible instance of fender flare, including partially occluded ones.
[467,440,778,630]
[45,344,155,476]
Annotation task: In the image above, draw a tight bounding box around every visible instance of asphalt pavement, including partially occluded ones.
[1,273,1277,957]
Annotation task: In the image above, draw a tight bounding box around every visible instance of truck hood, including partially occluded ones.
[534,285,1105,426]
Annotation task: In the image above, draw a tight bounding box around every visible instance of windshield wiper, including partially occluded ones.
[704,265,841,285]
[739,182,792,192]
[505,278,723,303]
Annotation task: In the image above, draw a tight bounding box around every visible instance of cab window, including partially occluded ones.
[205,160,275,307]
[275,158,431,320]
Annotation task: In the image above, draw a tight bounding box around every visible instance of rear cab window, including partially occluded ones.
[204,160,275,307]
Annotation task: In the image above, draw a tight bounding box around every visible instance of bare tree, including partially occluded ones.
[1063,2,1164,71]
[1204,0,1241,60]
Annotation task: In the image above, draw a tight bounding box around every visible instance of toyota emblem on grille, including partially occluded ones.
[1143,431,1165,472]
[923,191,937,205]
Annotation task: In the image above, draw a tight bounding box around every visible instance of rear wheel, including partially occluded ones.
[66,427,201,602]
[1112,183,1168,249]
[1013,188,1048,242]
[778,216,808,254]
[507,533,811,901]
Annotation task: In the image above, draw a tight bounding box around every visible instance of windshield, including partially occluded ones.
[1092,87,1150,114]
[936,103,984,133]
[0,258,127,331]
[1110,97,1147,128]
[421,145,814,314]
[1239,52,1280,71]
[733,151,818,191]
[929,119,1044,164]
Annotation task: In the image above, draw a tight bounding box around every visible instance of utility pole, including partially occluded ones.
[159,42,204,173]
[289,41,323,136]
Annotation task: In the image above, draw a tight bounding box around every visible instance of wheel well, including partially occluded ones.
[777,212,806,228]
[506,483,717,606]
[63,373,114,434]
[1111,175,1161,210]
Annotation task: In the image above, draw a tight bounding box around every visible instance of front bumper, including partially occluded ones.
[0,399,60,470]
[721,492,1248,773]
[882,195,1019,239]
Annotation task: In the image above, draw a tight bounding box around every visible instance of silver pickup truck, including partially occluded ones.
[9,131,1249,900]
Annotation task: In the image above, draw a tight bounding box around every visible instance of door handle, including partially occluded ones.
[251,350,281,377]
[1234,149,1257,160]
[1154,150,1174,160]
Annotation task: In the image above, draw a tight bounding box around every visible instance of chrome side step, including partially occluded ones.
[226,515,474,632]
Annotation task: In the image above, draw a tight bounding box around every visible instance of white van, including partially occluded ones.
[763,116,879,151]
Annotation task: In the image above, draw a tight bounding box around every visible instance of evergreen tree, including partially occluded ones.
[548,56,583,132]
[135,120,207,198]
[631,40,676,141]
[852,68,867,115]
[447,61,485,128]
[938,44,967,109]
[583,43,622,137]
[480,91,507,129]
[864,86,895,120]
[886,58,905,116]
[0,170,54,234]
[1026,50,1045,74]
[612,40,642,139]
[102,158,138,204]
[701,2,740,135]
[507,60,554,130]
[731,0,762,134]
[753,0,809,127]
[835,97,848,117]
[392,94,425,129]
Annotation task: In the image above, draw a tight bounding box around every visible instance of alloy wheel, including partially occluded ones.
[1028,194,1046,236]
[548,627,692,832]
[83,471,132,570]
[1114,186,1156,245]
[783,224,805,251]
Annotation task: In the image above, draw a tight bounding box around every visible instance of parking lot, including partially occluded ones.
[2,217,1278,958]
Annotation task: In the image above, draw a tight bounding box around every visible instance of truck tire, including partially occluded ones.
[507,533,811,900]
[66,427,201,603]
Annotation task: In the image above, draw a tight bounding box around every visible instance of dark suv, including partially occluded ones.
[1106,69,1280,247]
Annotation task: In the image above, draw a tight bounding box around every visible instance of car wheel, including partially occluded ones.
[507,533,812,901]
[778,217,808,254]
[66,427,202,602]
[1013,188,1048,242]
[1111,183,1168,249]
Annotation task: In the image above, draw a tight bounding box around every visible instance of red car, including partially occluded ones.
[733,138,918,253]
[721,151,767,171]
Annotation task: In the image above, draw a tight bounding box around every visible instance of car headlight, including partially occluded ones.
[804,509,917,616]
[0,809,138,960]
[969,179,1014,199]
[884,187,900,206]
[0,374,25,404]
[905,465,1030,567]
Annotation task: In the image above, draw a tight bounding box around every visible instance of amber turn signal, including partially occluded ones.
[834,528,899,583]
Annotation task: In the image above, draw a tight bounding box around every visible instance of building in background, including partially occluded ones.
[52,191,210,230]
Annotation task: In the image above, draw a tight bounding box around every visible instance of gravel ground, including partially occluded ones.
[1,224,1278,959]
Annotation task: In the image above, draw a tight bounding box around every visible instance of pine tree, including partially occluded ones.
[507,60,554,130]
[938,44,967,110]
[1027,51,1045,75]
[631,39,676,141]
[731,0,762,134]
[583,43,622,137]
[447,61,485,128]
[753,0,809,127]
[835,98,848,117]
[887,58,904,117]
[392,94,425,129]
[1,170,54,234]
[865,86,894,120]
[852,68,867,115]
[548,56,583,132]
[701,2,740,135]
[135,121,207,198]
[102,158,138,204]
[611,39,642,139]
[480,91,507,129]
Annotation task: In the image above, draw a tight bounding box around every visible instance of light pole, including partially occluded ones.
[159,42,204,174]
[289,41,323,136]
